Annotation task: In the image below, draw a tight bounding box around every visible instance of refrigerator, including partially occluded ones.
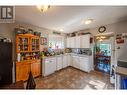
[0,42,13,87]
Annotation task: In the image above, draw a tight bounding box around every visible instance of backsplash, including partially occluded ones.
[71,48,92,55]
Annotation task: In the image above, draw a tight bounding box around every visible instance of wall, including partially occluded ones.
[73,20,127,70]
[1,20,127,81]
[0,22,67,60]
[1,20,127,60]
[76,20,127,36]
[0,22,67,82]
[9,22,52,55]
[0,23,14,40]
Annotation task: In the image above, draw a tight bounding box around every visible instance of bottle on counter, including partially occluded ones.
[17,53,21,62]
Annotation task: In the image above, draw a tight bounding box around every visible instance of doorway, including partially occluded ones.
[94,34,114,74]
[94,43,111,73]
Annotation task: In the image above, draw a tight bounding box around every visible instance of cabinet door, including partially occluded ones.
[16,36,29,53]
[80,57,90,72]
[70,37,75,48]
[80,35,90,48]
[56,56,63,70]
[16,63,31,82]
[31,60,41,77]
[66,37,75,48]
[30,37,40,52]
[75,36,81,48]
[72,56,80,69]
[16,63,22,82]
[67,54,72,66]
[44,58,56,76]
[63,55,68,68]
[66,38,70,48]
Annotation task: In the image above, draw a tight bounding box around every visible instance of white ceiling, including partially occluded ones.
[15,6,127,33]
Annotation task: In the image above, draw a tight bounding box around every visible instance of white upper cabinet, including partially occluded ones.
[80,34,90,48]
[75,36,81,48]
[66,38,70,48]
[70,37,75,48]
[66,37,75,48]
[66,34,91,48]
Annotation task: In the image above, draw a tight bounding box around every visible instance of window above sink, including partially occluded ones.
[49,35,65,50]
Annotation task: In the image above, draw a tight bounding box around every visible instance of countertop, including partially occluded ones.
[42,53,91,59]
[115,66,127,76]
[118,59,127,63]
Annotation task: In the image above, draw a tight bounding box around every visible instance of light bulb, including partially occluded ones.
[37,5,50,12]
[84,19,94,25]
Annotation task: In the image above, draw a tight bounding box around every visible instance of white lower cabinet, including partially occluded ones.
[43,57,56,76]
[72,55,80,69]
[71,55,92,72]
[62,55,68,68]
[43,54,93,77]
[79,57,91,72]
[56,56,63,70]
[67,54,72,66]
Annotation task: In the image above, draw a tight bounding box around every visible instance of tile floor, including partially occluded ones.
[33,67,114,89]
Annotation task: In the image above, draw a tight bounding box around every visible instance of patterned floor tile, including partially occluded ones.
[28,67,114,89]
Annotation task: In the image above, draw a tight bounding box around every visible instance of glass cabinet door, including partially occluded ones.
[36,39,39,51]
[31,38,36,51]
[17,36,29,52]
[30,37,40,51]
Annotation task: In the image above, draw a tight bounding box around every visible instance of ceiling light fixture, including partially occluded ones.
[84,19,94,25]
[60,29,64,32]
[96,35,107,42]
[37,5,50,12]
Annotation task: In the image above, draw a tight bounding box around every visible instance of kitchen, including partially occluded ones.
[0,6,127,89]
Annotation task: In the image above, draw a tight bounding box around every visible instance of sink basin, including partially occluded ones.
[118,61,127,68]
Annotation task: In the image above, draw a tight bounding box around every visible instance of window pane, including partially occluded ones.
[49,35,64,49]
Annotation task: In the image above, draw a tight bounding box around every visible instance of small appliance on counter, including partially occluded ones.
[71,48,92,56]
[64,48,71,53]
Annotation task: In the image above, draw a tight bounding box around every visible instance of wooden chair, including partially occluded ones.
[26,71,36,89]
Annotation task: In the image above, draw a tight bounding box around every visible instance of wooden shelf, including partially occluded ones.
[16,34,41,82]
[16,59,40,63]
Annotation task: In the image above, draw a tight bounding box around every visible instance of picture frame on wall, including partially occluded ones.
[40,37,47,45]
